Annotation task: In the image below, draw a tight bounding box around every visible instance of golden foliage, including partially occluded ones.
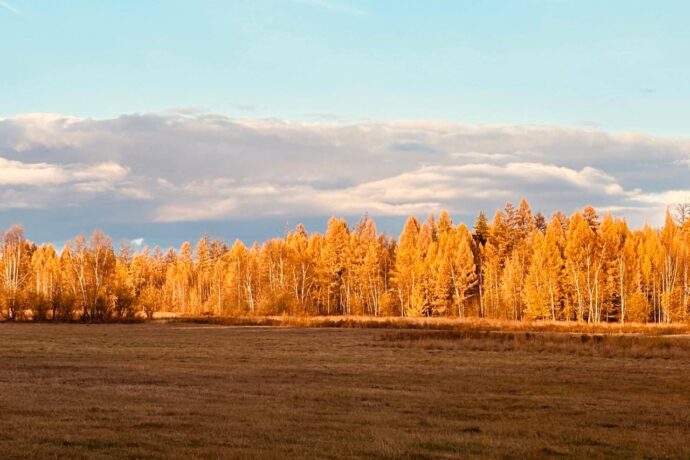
[2,201,690,323]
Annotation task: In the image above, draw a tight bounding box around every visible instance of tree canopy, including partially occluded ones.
[1,201,689,323]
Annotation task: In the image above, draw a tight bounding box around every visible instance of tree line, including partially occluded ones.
[1,199,689,323]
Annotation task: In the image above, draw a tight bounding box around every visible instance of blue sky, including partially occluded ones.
[1,1,690,248]
[3,0,690,135]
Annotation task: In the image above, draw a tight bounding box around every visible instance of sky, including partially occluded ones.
[1,0,690,248]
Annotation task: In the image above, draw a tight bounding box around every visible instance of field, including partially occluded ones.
[1,322,689,459]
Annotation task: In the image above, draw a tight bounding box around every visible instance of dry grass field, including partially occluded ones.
[1,322,689,459]
[176,314,690,335]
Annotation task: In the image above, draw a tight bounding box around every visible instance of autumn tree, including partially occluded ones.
[4,199,690,325]
[394,216,421,317]
[481,211,509,319]
[319,218,350,315]
[1,225,31,320]
[29,244,60,320]
[600,214,633,323]
[473,212,490,317]
[524,218,565,320]
[565,213,603,322]
[658,211,682,323]
[436,221,477,317]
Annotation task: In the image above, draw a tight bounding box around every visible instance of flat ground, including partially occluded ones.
[0,323,689,459]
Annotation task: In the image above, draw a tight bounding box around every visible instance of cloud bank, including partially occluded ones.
[0,112,689,234]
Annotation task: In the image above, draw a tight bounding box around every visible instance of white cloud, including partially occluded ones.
[118,187,153,200]
[631,189,690,205]
[0,157,128,187]
[156,197,238,222]
[0,154,131,208]
[73,162,128,181]
[1,112,689,227]
[0,157,67,185]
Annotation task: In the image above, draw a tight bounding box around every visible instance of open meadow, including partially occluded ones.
[0,321,689,459]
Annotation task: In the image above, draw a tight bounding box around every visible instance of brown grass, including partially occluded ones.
[172,314,690,335]
[377,329,690,359]
[0,323,689,458]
